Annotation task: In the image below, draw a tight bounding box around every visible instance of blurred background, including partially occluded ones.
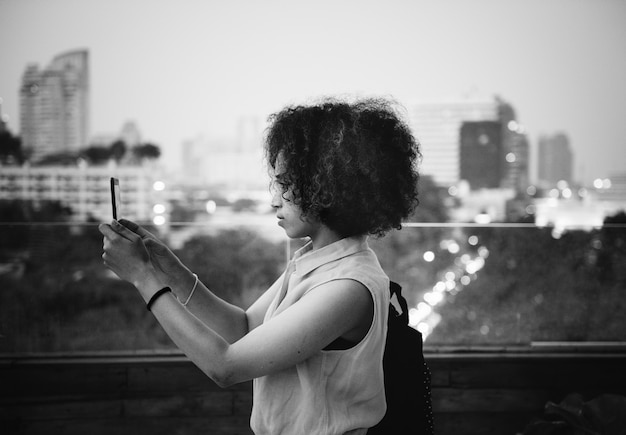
[1,0,625,352]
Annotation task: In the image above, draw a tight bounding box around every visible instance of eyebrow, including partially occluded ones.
[274,173,287,183]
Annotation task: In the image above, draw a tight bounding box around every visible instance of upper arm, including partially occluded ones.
[245,278,282,331]
[225,279,373,384]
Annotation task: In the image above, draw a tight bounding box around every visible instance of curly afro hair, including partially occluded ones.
[265,97,421,238]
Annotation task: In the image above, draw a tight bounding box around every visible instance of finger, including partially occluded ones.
[118,218,139,232]
[99,222,133,242]
[110,220,140,242]
[145,237,163,249]
[98,223,116,238]
[101,253,120,277]
[119,218,157,240]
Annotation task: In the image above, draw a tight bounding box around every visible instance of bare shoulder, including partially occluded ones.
[304,279,374,343]
[308,278,372,305]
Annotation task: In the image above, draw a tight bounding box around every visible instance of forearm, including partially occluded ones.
[147,291,239,387]
[164,269,249,343]
[182,281,249,343]
[100,221,249,354]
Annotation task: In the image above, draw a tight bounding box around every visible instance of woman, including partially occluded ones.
[99,97,420,434]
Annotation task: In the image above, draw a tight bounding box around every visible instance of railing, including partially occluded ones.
[1,217,625,352]
[3,347,626,435]
[1,217,625,433]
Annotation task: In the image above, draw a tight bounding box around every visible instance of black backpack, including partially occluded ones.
[369,281,434,434]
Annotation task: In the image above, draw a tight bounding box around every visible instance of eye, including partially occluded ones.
[272,174,289,192]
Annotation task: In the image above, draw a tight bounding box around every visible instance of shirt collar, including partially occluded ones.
[292,235,369,277]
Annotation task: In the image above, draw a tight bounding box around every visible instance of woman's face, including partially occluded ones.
[270,154,321,240]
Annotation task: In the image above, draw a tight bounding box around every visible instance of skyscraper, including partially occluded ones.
[409,97,500,187]
[498,102,530,191]
[20,49,89,162]
[505,130,530,190]
[538,133,573,185]
[460,121,502,189]
[0,97,8,134]
[410,96,528,190]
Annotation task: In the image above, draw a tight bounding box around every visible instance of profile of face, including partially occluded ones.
[270,154,321,240]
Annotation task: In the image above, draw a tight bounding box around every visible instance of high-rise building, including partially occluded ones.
[410,96,528,190]
[180,135,266,189]
[119,121,142,148]
[20,49,89,162]
[502,125,530,191]
[410,97,499,186]
[460,121,502,189]
[0,97,8,134]
[236,115,262,152]
[498,102,529,191]
[538,133,573,185]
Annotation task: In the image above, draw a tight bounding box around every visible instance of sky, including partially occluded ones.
[1,0,625,184]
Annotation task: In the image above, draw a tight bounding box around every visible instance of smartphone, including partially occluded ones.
[110,177,121,220]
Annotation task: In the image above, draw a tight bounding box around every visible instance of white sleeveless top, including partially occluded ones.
[251,236,390,435]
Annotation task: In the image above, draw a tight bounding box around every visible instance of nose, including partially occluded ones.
[271,189,282,210]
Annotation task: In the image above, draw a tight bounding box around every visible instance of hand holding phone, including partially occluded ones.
[110,177,121,220]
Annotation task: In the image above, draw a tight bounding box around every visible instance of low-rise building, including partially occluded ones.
[0,162,167,223]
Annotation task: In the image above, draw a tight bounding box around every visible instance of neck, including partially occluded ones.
[308,226,343,251]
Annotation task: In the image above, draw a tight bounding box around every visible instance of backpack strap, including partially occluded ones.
[390,281,409,325]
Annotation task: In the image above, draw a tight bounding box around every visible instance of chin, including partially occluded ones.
[283,228,308,240]
[284,230,302,239]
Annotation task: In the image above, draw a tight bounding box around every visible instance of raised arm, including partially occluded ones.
[143,277,372,387]
[99,220,371,388]
[100,220,252,342]
[172,269,282,341]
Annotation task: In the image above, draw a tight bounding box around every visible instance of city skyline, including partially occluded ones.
[19,49,89,162]
[1,0,625,184]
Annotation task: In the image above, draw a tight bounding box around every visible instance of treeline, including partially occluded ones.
[37,140,161,166]
[428,212,626,344]
[0,129,160,166]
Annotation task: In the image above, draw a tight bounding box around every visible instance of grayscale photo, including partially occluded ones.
[1,0,625,434]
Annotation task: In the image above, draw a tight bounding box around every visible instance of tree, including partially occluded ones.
[81,145,111,164]
[596,211,626,284]
[429,221,626,345]
[176,229,284,308]
[369,174,453,307]
[0,130,23,164]
[232,198,258,212]
[132,143,161,160]
[0,199,72,252]
[109,140,127,163]
[408,175,450,223]
[36,151,79,166]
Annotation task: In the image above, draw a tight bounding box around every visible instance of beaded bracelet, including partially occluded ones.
[146,287,172,311]
[181,273,199,307]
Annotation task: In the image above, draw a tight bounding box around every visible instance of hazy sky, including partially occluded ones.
[1,0,625,183]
